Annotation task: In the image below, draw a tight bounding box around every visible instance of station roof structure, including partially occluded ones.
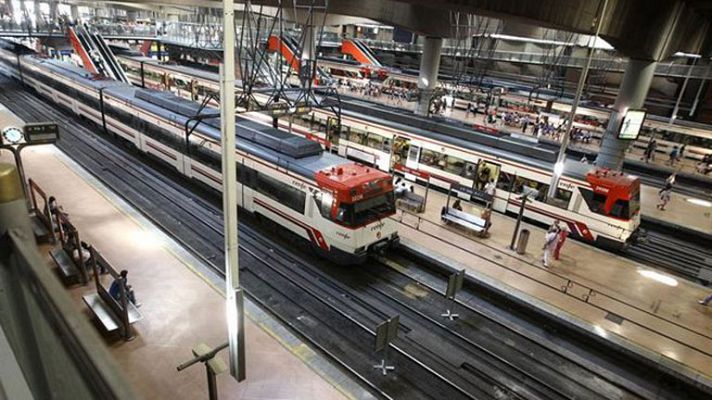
[81,0,712,60]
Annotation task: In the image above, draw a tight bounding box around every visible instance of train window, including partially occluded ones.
[348,128,367,145]
[335,192,395,227]
[610,200,629,219]
[254,172,306,213]
[365,132,386,151]
[547,188,572,209]
[419,149,466,176]
[463,162,477,179]
[496,171,515,192]
[578,188,607,215]
[313,191,334,219]
[512,177,548,202]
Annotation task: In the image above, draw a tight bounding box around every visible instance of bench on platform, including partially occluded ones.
[396,191,426,213]
[49,213,89,285]
[441,207,489,238]
[83,248,142,341]
[27,178,56,244]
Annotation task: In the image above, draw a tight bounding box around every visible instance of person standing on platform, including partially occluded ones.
[699,292,712,306]
[642,139,657,163]
[554,225,569,261]
[484,179,496,208]
[657,186,672,211]
[541,227,559,268]
[678,144,686,163]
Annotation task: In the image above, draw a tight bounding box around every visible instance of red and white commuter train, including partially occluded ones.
[112,53,643,249]
[0,44,399,264]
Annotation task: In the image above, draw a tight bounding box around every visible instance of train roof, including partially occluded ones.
[121,55,223,84]
[112,57,642,183]
[27,56,347,181]
[335,97,601,179]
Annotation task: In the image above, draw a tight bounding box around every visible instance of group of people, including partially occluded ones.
[541,220,569,268]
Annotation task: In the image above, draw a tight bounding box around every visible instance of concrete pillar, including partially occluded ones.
[300,25,316,85]
[49,1,57,21]
[34,1,43,29]
[415,36,442,116]
[70,5,79,24]
[595,59,657,170]
[303,25,316,62]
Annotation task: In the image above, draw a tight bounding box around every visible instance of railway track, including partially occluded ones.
[628,228,712,285]
[1,78,710,399]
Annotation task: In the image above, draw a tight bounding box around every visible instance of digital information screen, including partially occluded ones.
[24,122,59,144]
[617,109,646,140]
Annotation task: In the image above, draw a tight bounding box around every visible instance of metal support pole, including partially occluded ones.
[207,368,218,400]
[688,64,710,117]
[509,195,528,250]
[220,0,245,382]
[669,56,698,124]
[547,0,609,200]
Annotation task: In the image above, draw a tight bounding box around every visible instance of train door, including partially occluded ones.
[405,143,420,170]
[474,160,500,191]
[391,136,410,169]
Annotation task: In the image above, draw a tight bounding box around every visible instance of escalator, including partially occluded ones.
[68,24,130,83]
[267,35,332,85]
[342,38,381,67]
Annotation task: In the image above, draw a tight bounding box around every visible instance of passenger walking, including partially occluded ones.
[541,228,559,268]
[699,292,712,306]
[665,173,676,187]
[668,146,679,166]
[109,270,141,308]
[656,186,672,211]
[678,144,686,162]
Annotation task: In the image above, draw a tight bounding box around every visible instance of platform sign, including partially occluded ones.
[23,122,59,144]
[264,103,312,118]
[445,270,465,300]
[374,315,400,353]
[617,109,646,140]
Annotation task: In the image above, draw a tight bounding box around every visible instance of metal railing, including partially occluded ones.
[0,163,136,400]
[360,39,712,80]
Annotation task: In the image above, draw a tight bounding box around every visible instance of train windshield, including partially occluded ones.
[610,185,640,219]
[335,192,396,227]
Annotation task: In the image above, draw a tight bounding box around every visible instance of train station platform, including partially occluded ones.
[0,145,355,400]
[389,180,712,382]
[342,88,711,178]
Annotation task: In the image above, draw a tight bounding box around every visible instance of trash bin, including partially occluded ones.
[516,229,530,255]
